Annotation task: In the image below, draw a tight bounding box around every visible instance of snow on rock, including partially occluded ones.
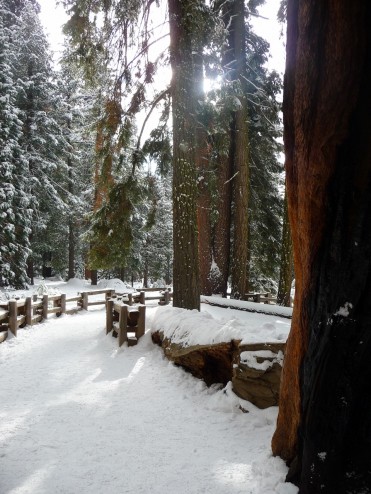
[233,342,285,409]
[152,306,244,346]
[240,349,284,371]
[153,305,291,346]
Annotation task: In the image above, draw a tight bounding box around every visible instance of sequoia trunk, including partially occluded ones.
[223,0,250,300]
[277,192,293,307]
[272,1,371,493]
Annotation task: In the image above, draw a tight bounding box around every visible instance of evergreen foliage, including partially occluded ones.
[0,1,93,286]
[0,4,31,287]
[0,0,285,294]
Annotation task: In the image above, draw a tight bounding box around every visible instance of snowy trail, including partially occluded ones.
[0,308,296,494]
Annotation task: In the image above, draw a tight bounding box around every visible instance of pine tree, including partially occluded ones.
[0,4,31,287]
[196,0,283,297]
[13,2,69,282]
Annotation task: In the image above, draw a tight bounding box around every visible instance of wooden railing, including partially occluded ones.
[0,289,114,339]
[244,292,278,304]
[106,300,146,347]
[0,287,172,343]
[114,288,173,306]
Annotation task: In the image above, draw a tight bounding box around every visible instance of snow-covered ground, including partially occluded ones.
[0,279,297,494]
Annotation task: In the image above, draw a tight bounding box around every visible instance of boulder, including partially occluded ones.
[232,342,285,408]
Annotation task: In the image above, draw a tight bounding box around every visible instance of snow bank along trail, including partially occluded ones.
[0,309,296,494]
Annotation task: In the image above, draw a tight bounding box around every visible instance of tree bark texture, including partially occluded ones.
[169,0,200,310]
[277,191,293,306]
[67,156,75,280]
[272,2,371,493]
[223,0,250,300]
[194,49,213,297]
[212,143,232,296]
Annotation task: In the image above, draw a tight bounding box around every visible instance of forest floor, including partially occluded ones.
[0,279,298,494]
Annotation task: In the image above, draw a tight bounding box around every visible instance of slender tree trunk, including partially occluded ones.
[169,0,200,310]
[143,258,149,288]
[68,221,75,280]
[119,267,126,282]
[67,128,75,280]
[90,269,97,286]
[194,51,213,297]
[27,256,34,285]
[272,2,371,493]
[223,0,250,300]
[197,143,213,296]
[212,149,232,296]
[165,255,171,285]
[277,191,293,306]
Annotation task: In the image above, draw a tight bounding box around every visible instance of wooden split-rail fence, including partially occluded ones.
[0,287,172,344]
[0,289,115,339]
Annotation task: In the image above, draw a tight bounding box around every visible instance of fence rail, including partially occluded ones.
[0,289,115,339]
[0,288,172,344]
[244,292,278,304]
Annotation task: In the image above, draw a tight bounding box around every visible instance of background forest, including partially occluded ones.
[0,0,290,306]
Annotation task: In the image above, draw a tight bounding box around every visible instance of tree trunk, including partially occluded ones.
[67,135,75,281]
[272,2,371,493]
[90,269,97,286]
[223,0,250,300]
[277,191,293,306]
[212,142,232,296]
[143,258,149,288]
[119,267,126,282]
[194,50,213,297]
[169,0,201,310]
[27,256,34,285]
[68,220,75,280]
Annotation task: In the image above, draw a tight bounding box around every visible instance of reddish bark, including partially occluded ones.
[212,146,232,296]
[272,1,371,492]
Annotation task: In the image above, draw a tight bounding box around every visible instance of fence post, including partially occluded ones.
[25,297,33,326]
[9,300,18,336]
[105,290,114,307]
[253,293,261,303]
[137,305,146,339]
[164,290,170,305]
[128,293,133,306]
[42,295,49,319]
[60,294,66,315]
[139,291,145,305]
[106,299,114,334]
[118,304,128,347]
[82,292,88,310]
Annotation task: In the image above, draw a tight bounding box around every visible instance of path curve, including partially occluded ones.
[0,309,295,494]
